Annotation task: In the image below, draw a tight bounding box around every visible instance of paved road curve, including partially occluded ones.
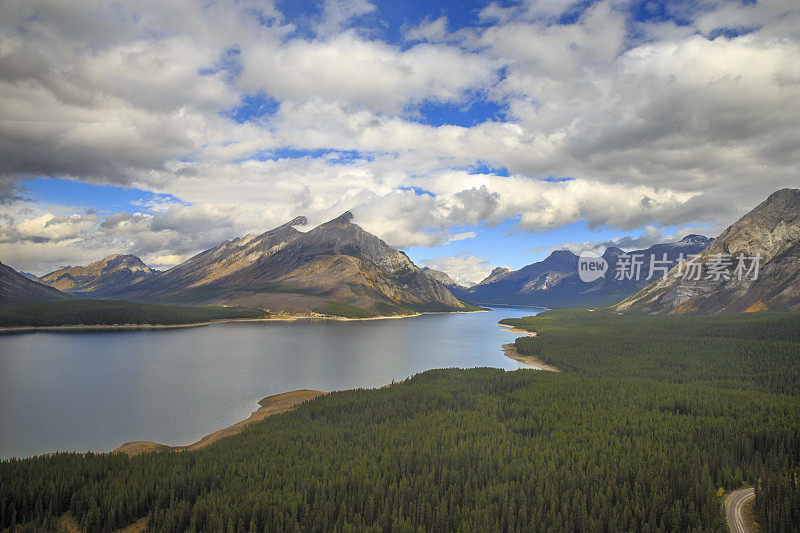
[725,487,756,533]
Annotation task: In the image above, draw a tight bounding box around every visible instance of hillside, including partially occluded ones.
[616,188,800,313]
[463,236,711,308]
[115,213,466,316]
[0,261,70,306]
[39,254,158,295]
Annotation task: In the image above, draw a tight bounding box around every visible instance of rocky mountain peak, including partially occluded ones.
[322,211,354,226]
[479,267,511,285]
[38,253,158,294]
[547,249,577,259]
[422,267,463,289]
[603,247,625,258]
[285,216,308,228]
[705,187,800,262]
[678,234,712,246]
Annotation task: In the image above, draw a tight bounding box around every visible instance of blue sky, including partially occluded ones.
[0,0,796,280]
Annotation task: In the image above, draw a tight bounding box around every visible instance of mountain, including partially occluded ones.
[616,188,800,313]
[116,213,466,315]
[20,272,40,281]
[462,236,712,308]
[481,267,511,285]
[0,261,70,306]
[39,254,158,295]
[422,267,467,290]
[114,216,309,302]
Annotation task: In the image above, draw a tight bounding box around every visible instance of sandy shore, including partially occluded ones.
[502,343,560,372]
[498,323,537,336]
[498,323,560,372]
[115,389,325,456]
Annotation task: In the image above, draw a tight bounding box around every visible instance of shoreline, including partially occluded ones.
[498,323,560,372]
[114,389,326,456]
[0,308,488,334]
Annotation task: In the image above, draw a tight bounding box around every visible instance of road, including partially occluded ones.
[725,487,755,533]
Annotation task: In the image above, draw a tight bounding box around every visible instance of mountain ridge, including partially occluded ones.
[39,254,159,295]
[615,188,800,313]
[0,261,70,305]
[463,236,713,308]
[104,213,465,316]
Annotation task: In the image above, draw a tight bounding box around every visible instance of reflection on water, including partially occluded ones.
[0,307,542,458]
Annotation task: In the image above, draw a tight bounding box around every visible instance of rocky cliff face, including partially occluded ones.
[39,254,158,295]
[113,213,464,315]
[1,261,69,305]
[615,189,800,313]
[463,236,712,308]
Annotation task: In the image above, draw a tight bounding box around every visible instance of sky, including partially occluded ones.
[0,0,798,284]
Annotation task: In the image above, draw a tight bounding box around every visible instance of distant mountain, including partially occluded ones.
[116,213,466,315]
[20,271,40,281]
[463,236,712,308]
[422,267,467,290]
[481,267,511,285]
[0,261,70,306]
[616,188,800,313]
[39,254,159,295]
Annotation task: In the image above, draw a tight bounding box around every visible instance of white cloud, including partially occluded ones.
[447,231,477,243]
[15,213,98,242]
[418,253,493,285]
[531,224,715,257]
[404,17,448,43]
[238,33,499,113]
[316,0,377,37]
[1,0,799,273]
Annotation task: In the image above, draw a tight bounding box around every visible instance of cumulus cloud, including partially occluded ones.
[14,213,98,242]
[1,0,799,273]
[404,17,449,43]
[418,253,493,285]
[238,33,499,113]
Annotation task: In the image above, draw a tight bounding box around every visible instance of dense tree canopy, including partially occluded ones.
[1,310,799,531]
[0,300,265,328]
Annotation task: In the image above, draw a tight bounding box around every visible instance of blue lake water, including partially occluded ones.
[0,307,541,458]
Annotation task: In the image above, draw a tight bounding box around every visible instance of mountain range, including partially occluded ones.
[459,235,713,308]
[2,189,798,315]
[616,188,800,313]
[7,212,467,316]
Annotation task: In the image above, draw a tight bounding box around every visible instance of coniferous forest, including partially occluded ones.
[0,300,265,328]
[1,310,799,532]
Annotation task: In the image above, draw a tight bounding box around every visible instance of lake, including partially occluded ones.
[0,307,541,459]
